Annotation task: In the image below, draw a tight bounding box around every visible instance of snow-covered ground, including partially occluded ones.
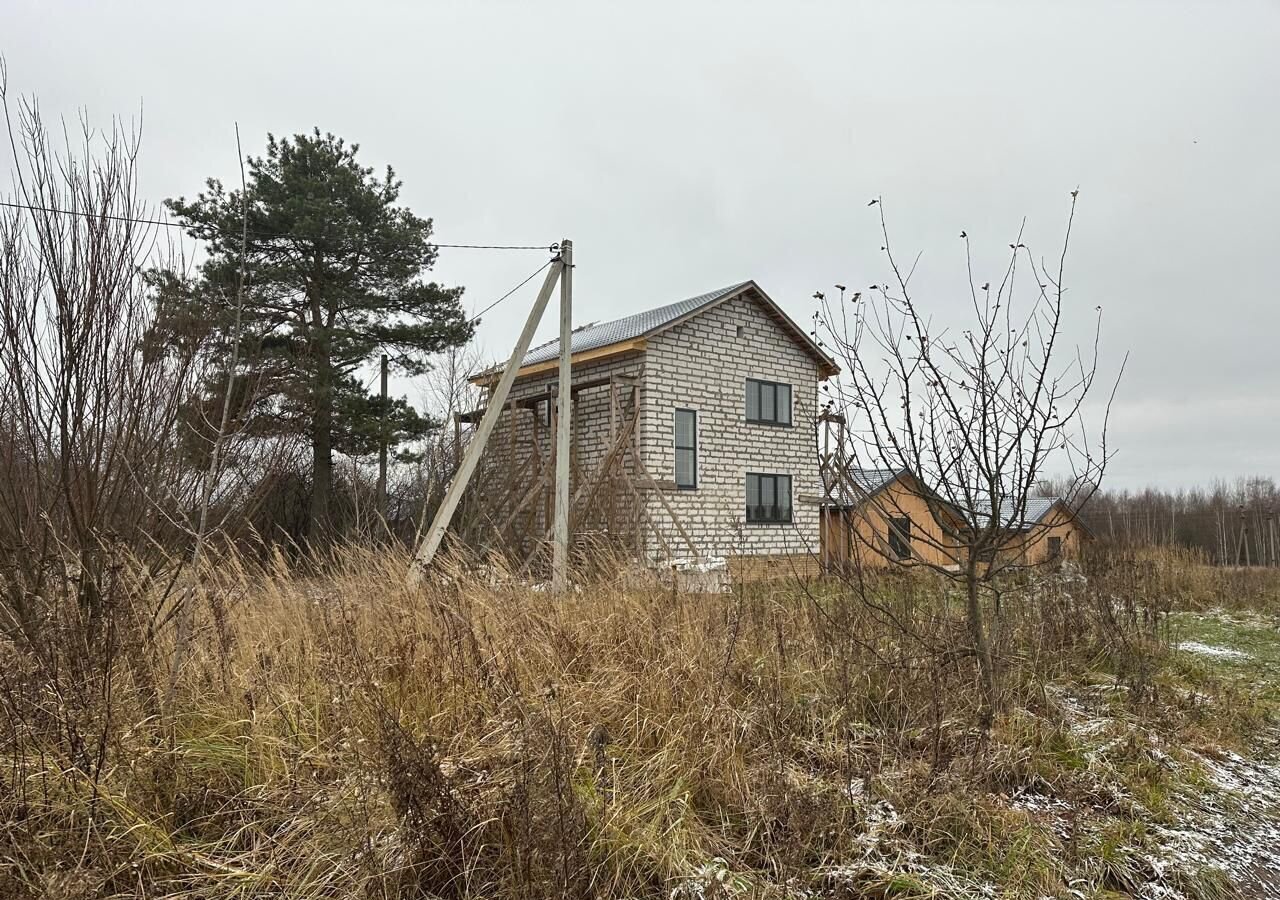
[1149,747,1280,897]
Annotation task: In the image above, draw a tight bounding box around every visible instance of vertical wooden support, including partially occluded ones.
[1269,511,1278,568]
[1236,507,1249,567]
[552,239,573,592]
[409,260,562,584]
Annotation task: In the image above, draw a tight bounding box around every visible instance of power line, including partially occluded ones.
[0,198,554,251]
[469,258,556,325]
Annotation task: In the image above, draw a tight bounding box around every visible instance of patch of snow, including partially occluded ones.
[1176,640,1251,660]
[669,555,727,573]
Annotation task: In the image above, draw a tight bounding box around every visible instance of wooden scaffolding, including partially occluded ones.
[455,374,699,570]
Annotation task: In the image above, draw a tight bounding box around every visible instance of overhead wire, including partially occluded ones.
[0,198,555,251]
[1,195,561,396]
[468,257,556,325]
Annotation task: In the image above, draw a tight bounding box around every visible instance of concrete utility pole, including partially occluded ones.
[376,353,388,521]
[408,255,564,585]
[552,239,573,592]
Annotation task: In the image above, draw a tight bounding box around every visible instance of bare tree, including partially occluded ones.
[816,192,1124,725]
[0,67,199,719]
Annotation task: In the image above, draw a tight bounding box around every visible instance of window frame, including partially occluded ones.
[1047,535,1063,559]
[745,472,793,524]
[674,408,698,490]
[888,516,913,560]
[745,378,793,427]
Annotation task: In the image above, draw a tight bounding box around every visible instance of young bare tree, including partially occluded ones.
[0,69,199,721]
[816,192,1123,725]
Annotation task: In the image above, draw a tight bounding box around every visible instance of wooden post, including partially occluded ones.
[552,239,573,592]
[408,260,563,583]
[1236,507,1249,567]
[1264,509,1274,565]
[376,353,389,521]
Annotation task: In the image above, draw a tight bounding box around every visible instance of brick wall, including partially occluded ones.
[639,290,823,561]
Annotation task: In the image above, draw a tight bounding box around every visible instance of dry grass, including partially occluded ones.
[2,545,1278,899]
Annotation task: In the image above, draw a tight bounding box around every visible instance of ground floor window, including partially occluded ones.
[746,473,792,523]
[1048,535,1063,558]
[675,409,697,489]
[888,516,912,559]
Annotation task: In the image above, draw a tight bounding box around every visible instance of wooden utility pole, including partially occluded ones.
[552,239,573,592]
[1236,506,1250,567]
[376,353,389,521]
[1264,509,1274,565]
[408,256,564,584]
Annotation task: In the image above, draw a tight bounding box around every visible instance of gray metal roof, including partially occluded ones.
[820,467,1067,531]
[983,496,1062,531]
[821,467,905,507]
[515,282,751,368]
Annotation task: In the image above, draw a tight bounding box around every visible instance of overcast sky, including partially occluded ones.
[5,1,1279,490]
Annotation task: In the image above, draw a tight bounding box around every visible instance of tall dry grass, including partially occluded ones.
[0,545,1268,899]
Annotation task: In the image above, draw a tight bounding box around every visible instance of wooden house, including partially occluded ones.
[985,496,1091,566]
[820,466,965,571]
[820,461,1089,572]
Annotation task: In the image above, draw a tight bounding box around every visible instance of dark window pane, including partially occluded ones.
[888,516,912,559]
[746,382,760,420]
[676,450,694,487]
[760,383,776,422]
[746,473,792,523]
[675,410,695,447]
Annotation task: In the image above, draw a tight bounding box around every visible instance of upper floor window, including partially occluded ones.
[745,378,792,426]
[675,409,697,489]
[746,473,792,523]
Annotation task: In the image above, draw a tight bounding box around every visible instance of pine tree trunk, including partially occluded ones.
[309,296,333,541]
[311,392,332,539]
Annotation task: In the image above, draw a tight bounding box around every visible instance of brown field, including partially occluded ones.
[4,546,1280,899]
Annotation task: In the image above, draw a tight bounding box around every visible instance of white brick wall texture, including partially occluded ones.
[640,291,821,561]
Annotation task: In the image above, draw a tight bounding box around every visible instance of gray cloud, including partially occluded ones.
[5,0,1278,489]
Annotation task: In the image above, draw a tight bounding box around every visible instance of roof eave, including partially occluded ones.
[468,338,648,386]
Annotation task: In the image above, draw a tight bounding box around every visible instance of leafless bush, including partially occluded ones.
[0,71,197,749]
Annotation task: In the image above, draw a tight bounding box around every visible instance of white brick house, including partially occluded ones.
[468,281,838,569]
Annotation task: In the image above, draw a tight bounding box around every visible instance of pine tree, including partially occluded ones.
[161,129,472,538]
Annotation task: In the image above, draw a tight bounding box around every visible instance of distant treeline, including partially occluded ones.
[1071,478,1280,565]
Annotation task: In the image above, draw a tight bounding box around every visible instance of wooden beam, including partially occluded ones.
[456,375,617,423]
[468,338,647,385]
[409,261,562,583]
